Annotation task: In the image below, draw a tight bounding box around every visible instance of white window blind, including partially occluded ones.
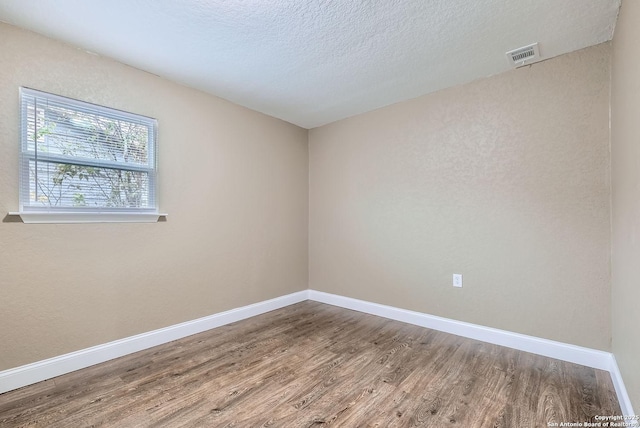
[19,88,158,216]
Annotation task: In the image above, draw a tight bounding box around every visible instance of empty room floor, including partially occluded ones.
[0,301,620,427]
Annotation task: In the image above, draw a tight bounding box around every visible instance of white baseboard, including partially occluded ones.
[308,290,613,370]
[609,355,638,424]
[0,290,309,395]
[1,288,633,421]
[308,290,639,418]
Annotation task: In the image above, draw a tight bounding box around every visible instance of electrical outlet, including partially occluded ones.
[453,274,463,288]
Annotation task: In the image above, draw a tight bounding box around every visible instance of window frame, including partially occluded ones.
[13,87,164,224]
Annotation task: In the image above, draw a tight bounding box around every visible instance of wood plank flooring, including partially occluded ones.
[0,301,620,427]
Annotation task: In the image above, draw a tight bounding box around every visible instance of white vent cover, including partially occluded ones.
[506,43,540,67]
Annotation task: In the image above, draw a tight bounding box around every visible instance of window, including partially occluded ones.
[17,88,161,223]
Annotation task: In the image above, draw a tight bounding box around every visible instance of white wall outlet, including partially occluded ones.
[453,274,463,288]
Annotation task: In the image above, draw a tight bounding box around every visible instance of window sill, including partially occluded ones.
[7,212,168,224]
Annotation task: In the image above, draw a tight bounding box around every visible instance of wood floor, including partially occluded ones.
[0,301,620,427]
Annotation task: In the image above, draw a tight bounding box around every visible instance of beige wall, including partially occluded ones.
[611,0,640,412]
[0,15,623,385]
[310,43,612,350]
[0,23,308,370]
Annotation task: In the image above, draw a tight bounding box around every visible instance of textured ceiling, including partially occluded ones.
[0,0,621,129]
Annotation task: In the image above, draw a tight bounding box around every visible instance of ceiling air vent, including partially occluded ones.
[506,43,540,68]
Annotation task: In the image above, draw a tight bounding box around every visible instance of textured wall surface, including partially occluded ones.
[309,43,612,350]
[611,0,640,412]
[0,23,308,370]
